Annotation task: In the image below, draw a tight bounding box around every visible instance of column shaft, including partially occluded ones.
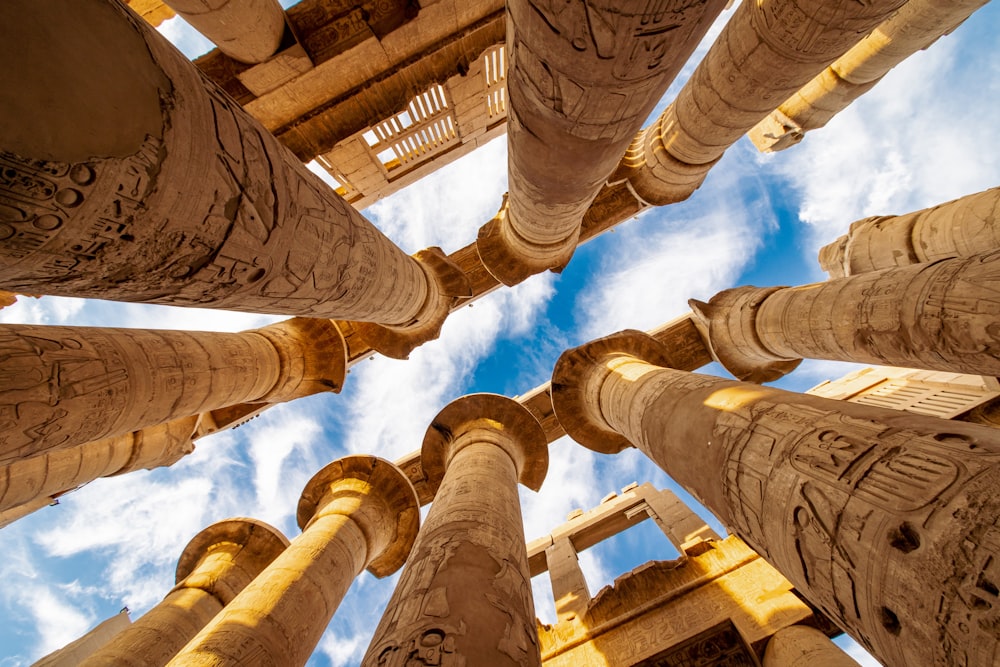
[0,324,278,463]
[560,347,1000,667]
[169,514,368,666]
[162,0,286,64]
[0,0,438,326]
[693,251,1000,381]
[168,456,418,667]
[615,0,906,204]
[0,416,196,515]
[81,518,288,667]
[364,442,541,666]
[818,186,1000,278]
[764,625,861,667]
[751,0,990,151]
[483,0,725,284]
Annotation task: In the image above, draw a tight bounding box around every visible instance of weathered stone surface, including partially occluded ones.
[0,0,446,328]
[763,625,861,667]
[31,612,132,667]
[551,332,1000,667]
[614,0,908,205]
[483,0,726,284]
[79,518,289,667]
[691,251,1000,380]
[364,394,547,666]
[819,186,1000,278]
[751,0,990,151]
[162,0,287,64]
[0,319,344,463]
[167,456,418,667]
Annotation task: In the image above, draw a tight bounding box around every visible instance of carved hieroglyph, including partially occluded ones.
[480,0,726,285]
[162,0,287,64]
[551,331,1000,667]
[614,0,907,205]
[363,394,548,667]
[0,318,345,464]
[751,0,990,152]
[818,186,1000,278]
[689,251,1000,382]
[0,0,453,328]
[79,518,288,667]
[0,415,197,517]
[168,456,419,667]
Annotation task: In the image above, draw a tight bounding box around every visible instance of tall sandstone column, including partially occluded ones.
[614,0,907,205]
[551,330,1000,667]
[818,186,1000,278]
[0,416,197,517]
[689,251,1000,383]
[162,0,287,64]
[751,0,990,152]
[363,394,548,666]
[479,0,727,285]
[0,0,464,331]
[168,455,419,666]
[79,518,289,667]
[763,625,861,667]
[0,318,345,463]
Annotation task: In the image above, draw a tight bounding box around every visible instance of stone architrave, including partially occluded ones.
[161,0,287,64]
[751,0,990,152]
[689,251,1000,383]
[478,0,727,285]
[363,394,548,667]
[551,330,1000,667]
[0,318,345,464]
[79,518,289,667]
[167,456,419,667]
[0,0,466,333]
[763,625,861,667]
[546,537,591,623]
[818,186,1000,278]
[0,416,197,516]
[612,0,907,206]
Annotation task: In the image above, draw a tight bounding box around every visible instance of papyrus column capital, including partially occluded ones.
[297,454,420,578]
[551,329,676,454]
[174,517,290,605]
[689,285,802,383]
[253,318,347,402]
[421,393,548,493]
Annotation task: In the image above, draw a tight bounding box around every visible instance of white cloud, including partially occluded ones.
[155,15,215,60]
[576,160,773,340]
[20,586,94,658]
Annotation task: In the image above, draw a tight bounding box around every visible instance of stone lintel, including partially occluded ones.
[550,330,674,454]
[689,286,802,383]
[421,393,548,492]
[353,247,473,359]
[175,518,289,605]
[296,455,419,578]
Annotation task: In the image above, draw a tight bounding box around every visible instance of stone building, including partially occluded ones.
[1,1,998,665]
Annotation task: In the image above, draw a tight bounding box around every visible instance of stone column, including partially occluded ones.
[689,251,1000,383]
[0,0,465,332]
[478,0,726,285]
[0,416,197,517]
[363,393,548,667]
[80,518,289,667]
[751,0,990,152]
[818,186,1000,278]
[168,455,419,667]
[551,330,1000,667]
[32,611,132,667]
[763,625,861,667]
[613,0,907,205]
[0,318,345,463]
[162,0,287,64]
[546,537,590,623]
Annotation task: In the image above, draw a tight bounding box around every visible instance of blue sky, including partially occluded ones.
[2,3,999,665]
